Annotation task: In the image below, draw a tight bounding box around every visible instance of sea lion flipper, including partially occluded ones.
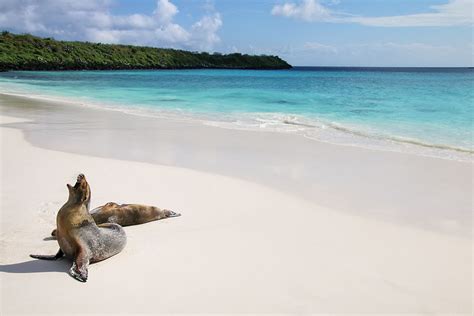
[97,223,115,228]
[165,210,181,218]
[30,249,64,260]
[69,247,89,282]
[69,262,88,283]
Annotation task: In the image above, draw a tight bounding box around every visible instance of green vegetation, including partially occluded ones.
[0,32,291,71]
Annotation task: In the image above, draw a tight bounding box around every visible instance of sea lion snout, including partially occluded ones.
[66,173,91,206]
[74,173,86,188]
[66,173,86,190]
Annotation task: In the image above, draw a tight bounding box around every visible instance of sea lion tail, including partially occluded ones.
[30,249,64,260]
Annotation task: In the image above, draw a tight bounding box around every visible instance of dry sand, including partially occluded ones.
[0,94,472,314]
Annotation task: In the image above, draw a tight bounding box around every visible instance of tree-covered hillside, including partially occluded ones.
[0,32,291,71]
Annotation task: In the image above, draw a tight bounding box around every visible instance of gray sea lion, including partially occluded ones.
[31,174,127,282]
[51,202,180,237]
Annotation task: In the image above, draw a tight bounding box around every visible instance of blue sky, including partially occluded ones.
[0,0,472,66]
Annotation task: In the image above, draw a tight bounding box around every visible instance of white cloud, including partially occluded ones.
[236,40,470,66]
[0,0,222,50]
[342,42,464,66]
[352,0,473,26]
[190,13,223,50]
[155,24,190,44]
[303,42,338,53]
[85,29,121,44]
[271,0,334,22]
[114,14,155,29]
[271,0,474,27]
[370,42,457,54]
[287,41,468,66]
[154,0,178,25]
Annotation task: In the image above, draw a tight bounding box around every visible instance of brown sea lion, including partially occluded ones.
[51,202,180,237]
[31,174,127,282]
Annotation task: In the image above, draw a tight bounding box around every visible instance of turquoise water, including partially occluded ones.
[0,68,472,160]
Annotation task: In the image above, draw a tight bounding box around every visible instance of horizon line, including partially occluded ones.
[291,66,473,69]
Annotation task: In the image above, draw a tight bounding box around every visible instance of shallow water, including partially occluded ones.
[0,67,472,160]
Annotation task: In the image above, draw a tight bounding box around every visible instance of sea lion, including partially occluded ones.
[91,202,181,226]
[31,174,127,282]
[51,202,180,237]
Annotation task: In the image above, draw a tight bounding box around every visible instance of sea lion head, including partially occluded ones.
[104,202,119,208]
[66,173,91,208]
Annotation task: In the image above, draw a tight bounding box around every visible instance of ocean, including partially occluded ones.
[0,67,472,161]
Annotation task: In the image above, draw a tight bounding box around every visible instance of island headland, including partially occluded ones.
[0,32,292,71]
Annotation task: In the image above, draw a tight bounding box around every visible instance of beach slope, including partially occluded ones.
[0,111,471,314]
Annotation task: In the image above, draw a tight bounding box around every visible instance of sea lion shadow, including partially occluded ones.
[0,258,70,275]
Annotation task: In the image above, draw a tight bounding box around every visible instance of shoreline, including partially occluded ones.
[0,92,472,238]
[0,87,471,162]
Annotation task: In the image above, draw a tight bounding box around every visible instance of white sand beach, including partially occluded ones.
[0,94,472,315]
